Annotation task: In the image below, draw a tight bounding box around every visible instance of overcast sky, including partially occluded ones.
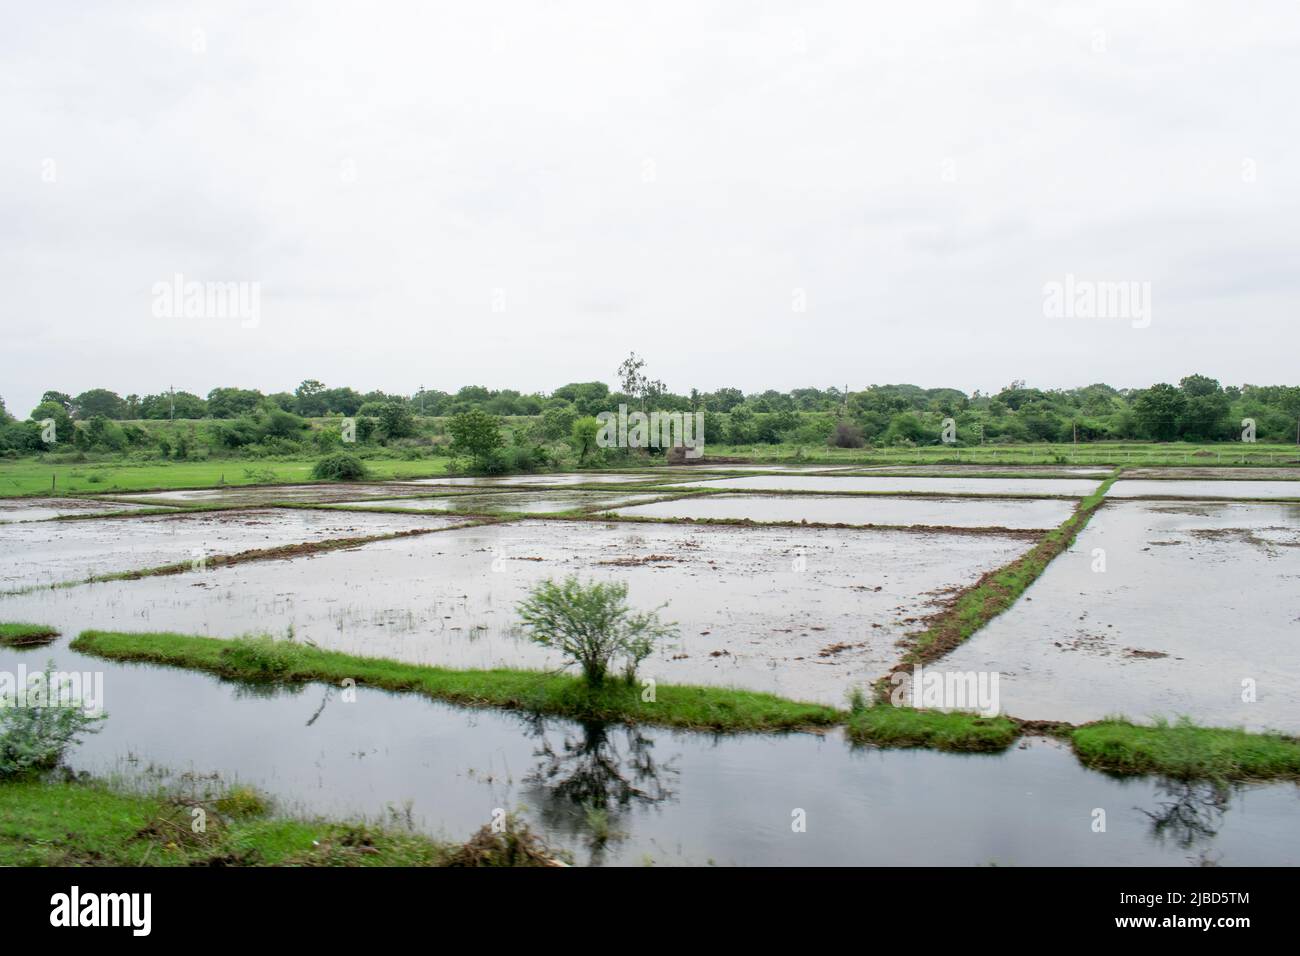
[3,1,1297,415]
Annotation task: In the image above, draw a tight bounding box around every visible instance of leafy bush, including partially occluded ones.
[311,453,368,480]
[517,577,677,685]
[220,635,310,677]
[832,421,865,448]
[215,785,272,818]
[0,663,106,778]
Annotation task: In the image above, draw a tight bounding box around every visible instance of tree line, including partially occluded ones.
[2,370,1298,458]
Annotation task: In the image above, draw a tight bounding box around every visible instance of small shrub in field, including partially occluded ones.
[311,453,368,480]
[447,812,563,867]
[832,421,865,448]
[220,635,307,677]
[0,663,105,778]
[215,785,271,818]
[516,577,677,685]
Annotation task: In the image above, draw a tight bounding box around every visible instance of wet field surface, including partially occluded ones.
[940,499,1300,731]
[337,490,668,514]
[3,638,1295,866]
[0,509,468,590]
[0,519,1029,706]
[0,497,166,523]
[664,475,1104,496]
[398,473,679,487]
[839,465,1112,477]
[606,493,1074,530]
[1109,479,1300,499]
[103,483,454,507]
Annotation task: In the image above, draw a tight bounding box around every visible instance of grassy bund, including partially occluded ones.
[68,630,1300,781]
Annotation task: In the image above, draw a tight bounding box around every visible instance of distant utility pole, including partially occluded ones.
[169,385,175,421]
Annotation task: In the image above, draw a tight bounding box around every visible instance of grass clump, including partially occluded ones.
[215,784,272,818]
[1072,717,1300,780]
[0,623,60,647]
[847,705,1019,752]
[221,634,310,677]
[446,812,565,867]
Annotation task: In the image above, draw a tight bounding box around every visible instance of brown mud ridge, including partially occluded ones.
[874,484,1112,700]
[541,511,1044,539]
[1187,527,1300,552]
[1123,466,1300,480]
[596,554,684,567]
[99,523,495,583]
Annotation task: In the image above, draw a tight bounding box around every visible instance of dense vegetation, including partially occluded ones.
[2,369,1297,468]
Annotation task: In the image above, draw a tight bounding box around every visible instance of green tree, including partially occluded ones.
[294,379,328,416]
[516,576,676,685]
[541,405,577,440]
[29,401,73,447]
[448,408,503,468]
[569,416,601,463]
[40,391,73,413]
[1132,384,1187,441]
[378,401,415,440]
[72,389,128,420]
[206,387,265,419]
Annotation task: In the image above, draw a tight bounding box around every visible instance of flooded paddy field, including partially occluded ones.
[102,482,455,507]
[338,490,668,514]
[669,464,864,473]
[1124,466,1300,480]
[0,497,166,523]
[1109,479,1300,499]
[837,464,1112,477]
[0,509,469,591]
[665,475,1102,497]
[939,499,1300,732]
[0,520,1031,706]
[398,473,684,487]
[605,493,1074,530]
[3,638,1296,866]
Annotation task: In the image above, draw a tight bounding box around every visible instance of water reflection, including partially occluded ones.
[1139,778,1231,855]
[521,718,677,864]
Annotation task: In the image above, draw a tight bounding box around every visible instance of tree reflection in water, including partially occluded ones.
[520,717,677,864]
[1139,778,1231,858]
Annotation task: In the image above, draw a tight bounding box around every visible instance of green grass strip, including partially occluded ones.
[0,777,457,867]
[1072,719,1300,781]
[847,706,1019,752]
[70,630,841,733]
[0,622,60,647]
